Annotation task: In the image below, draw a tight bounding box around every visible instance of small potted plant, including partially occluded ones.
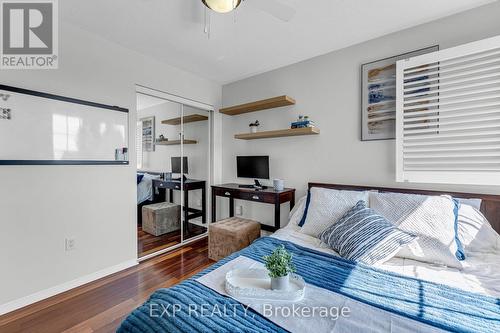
[249,120,260,133]
[263,245,296,290]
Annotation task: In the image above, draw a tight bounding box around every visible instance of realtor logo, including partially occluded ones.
[1,0,58,69]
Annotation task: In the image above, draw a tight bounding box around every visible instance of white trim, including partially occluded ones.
[135,84,214,111]
[138,234,208,262]
[0,259,138,316]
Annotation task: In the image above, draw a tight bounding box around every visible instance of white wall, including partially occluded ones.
[0,21,221,311]
[220,2,500,229]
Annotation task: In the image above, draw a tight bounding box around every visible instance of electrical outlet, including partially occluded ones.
[235,206,243,216]
[65,238,76,251]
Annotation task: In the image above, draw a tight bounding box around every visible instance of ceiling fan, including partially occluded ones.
[201,0,296,22]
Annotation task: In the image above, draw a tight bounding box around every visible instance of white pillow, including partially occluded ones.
[457,204,500,254]
[300,187,368,237]
[457,198,482,210]
[369,191,461,268]
[287,195,307,228]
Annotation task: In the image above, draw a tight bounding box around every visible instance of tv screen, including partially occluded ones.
[237,156,269,179]
[171,156,188,174]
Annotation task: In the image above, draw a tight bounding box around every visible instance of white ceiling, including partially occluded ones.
[62,0,496,84]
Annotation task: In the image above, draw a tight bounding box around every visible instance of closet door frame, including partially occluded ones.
[136,85,214,262]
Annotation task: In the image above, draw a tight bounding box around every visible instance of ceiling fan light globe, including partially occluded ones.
[202,0,242,13]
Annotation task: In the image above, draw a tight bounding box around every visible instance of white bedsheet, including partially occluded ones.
[272,226,500,298]
[198,256,445,333]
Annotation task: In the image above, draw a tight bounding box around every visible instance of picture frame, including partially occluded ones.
[141,116,155,152]
[361,45,439,141]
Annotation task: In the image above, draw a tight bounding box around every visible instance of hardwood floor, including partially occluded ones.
[138,224,207,257]
[0,238,213,333]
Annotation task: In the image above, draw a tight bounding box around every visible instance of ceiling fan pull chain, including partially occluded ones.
[204,6,211,39]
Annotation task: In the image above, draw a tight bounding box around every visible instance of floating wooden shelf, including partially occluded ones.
[234,127,320,140]
[161,114,208,125]
[220,95,295,116]
[155,139,197,145]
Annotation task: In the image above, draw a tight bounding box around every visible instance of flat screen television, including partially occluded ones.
[171,156,188,174]
[236,156,269,180]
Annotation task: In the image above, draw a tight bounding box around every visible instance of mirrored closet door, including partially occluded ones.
[180,105,210,243]
[136,87,212,259]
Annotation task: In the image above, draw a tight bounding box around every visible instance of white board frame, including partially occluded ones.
[0,84,129,165]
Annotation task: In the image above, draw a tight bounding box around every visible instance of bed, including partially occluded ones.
[137,171,163,225]
[119,183,500,333]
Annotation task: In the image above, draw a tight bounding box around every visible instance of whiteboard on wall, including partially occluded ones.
[0,85,129,165]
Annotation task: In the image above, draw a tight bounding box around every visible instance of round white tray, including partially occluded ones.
[225,268,305,302]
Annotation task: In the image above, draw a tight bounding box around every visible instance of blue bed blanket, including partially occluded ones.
[118,237,500,333]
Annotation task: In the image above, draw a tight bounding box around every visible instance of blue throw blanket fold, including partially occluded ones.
[118,237,500,333]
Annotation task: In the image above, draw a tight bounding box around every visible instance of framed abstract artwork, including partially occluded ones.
[141,116,155,152]
[361,45,438,141]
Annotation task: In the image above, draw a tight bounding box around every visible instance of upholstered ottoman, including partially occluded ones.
[208,217,261,261]
[142,202,181,236]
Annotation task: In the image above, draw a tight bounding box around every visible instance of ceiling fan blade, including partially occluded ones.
[247,0,296,22]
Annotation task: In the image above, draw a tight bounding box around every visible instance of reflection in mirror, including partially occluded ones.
[135,92,210,258]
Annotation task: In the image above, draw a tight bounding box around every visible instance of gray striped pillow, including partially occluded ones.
[318,201,417,265]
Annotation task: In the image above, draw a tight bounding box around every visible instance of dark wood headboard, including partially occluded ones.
[308,182,500,234]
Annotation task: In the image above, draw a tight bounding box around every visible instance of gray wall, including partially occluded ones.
[221,1,500,229]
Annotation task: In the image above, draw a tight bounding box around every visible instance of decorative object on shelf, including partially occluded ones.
[291,115,315,129]
[273,179,284,191]
[249,120,260,133]
[263,245,296,290]
[361,45,438,141]
[141,116,155,151]
[156,134,168,143]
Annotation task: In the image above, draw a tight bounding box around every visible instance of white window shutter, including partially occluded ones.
[136,121,143,169]
[396,35,500,185]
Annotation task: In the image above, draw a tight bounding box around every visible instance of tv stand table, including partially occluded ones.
[211,183,295,232]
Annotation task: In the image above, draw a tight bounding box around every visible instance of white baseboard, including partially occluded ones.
[0,259,138,316]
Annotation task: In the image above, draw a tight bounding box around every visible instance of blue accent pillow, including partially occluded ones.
[318,200,417,265]
[137,174,144,184]
[298,190,311,227]
[453,198,466,261]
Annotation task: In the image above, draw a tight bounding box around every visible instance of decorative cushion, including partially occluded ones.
[457,204,500,254]
[300,187,368,237]
[318,201,417,265]
[369,191,462,268]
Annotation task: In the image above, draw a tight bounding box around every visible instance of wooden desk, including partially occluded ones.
[211,183,295,232]
[153,179,206,236]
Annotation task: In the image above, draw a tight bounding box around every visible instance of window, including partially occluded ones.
[136,120,143,169]
[396,35,500,185]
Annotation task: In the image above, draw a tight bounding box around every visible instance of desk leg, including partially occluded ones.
[211,192,216,223]
[155,188,166,203]
[202,185,206,224]
[274,201,280,231]
[229,198,234,217]
[169,189,173,203]
[184,189,190,237]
